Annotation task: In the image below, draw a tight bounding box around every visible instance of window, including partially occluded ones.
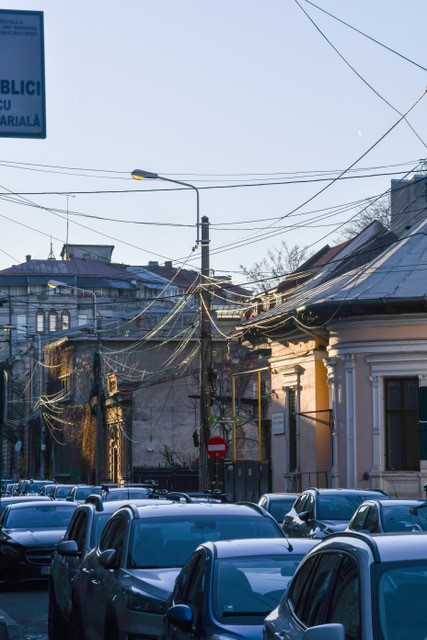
[78,314,88,326]
[36,309,45,333]
[48,309,58,332]
[298,553,341,627]
[61,309,70,331]
[327,555,360,640]
[289,387,297,472]
[350,504,370,532]
[16,314,27,342]
[385,377,419,470]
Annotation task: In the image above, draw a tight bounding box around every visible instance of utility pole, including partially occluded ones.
[199,216,212,491]
[38,335,46,479]
[95,315,103,484]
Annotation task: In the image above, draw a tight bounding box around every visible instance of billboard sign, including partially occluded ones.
[0,10,46,138]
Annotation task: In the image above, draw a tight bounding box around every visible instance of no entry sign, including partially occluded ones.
[206,436,227,459]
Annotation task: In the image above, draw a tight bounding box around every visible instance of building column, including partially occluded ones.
[324,357,339,487]
[344,354,356,488]
[368,374,382,488]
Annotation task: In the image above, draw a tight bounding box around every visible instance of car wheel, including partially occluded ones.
[48,584,67,640]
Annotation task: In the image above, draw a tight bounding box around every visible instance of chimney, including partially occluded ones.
[26,255,31,262]
[164,261,173,268]
[148,261,158,266]
[391,175,427,236]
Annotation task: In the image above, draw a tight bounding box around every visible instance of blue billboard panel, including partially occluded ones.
[0,10,46,139]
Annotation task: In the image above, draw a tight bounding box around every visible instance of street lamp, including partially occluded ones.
[131,169,211,490]
[47,279,97,332]
[131,169,200,246]
[47,279,102,483]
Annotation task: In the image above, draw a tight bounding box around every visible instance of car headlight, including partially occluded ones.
[0,543,22,559]
[123,586,167,614]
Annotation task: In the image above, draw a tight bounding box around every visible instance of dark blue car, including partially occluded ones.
[162,537,318,640]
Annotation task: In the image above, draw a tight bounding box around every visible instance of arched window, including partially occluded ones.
[61,309,71,331]
[48,309,58,333]
[36,309,45,334]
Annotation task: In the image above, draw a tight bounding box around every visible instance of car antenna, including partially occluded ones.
[284,535,293,552]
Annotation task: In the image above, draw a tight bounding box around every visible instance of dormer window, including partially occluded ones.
[61,309,70,331]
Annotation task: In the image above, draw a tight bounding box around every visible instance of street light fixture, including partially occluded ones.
[131,169,211,490]
[131,169,200,246]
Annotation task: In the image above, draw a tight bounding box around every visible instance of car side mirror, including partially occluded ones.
[303,623,345,640]
[299,510,312,522]
[98,548,118,570]
[167,604,193,632]
[57,540,81,557]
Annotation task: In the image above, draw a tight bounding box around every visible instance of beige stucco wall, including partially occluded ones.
[326,313,427,498]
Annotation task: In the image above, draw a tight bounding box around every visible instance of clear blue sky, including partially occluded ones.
[1,0,426,284]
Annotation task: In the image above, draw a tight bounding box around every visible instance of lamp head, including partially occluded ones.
[131,169,159,181]
[47,279,68,289]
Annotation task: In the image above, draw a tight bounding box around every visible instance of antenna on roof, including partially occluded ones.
[48,236,55,260]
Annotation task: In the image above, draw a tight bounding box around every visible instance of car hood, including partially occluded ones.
[122,567,181,599]
[3,528,66,546]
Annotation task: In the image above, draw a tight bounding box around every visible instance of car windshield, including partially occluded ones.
[317,493,383,520]
[374,560,427,640]
[55,486,73,498]
[381,504,427,532]
[75,486,101,500]
[213,554,306,623]
[269,498,296,523]
[128,515,281,568]
[4,504,76,528]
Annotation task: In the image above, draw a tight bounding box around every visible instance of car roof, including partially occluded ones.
[4,499,77,510]
[260,493,299,499]
[202,537,318,559]
[305,487,388,496]
[82,497,174,513]
[308,530,427,563]
[129,502,279,519]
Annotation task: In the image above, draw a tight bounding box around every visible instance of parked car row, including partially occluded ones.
[2,483,427,640]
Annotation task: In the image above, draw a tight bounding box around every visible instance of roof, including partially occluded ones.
[201,537,317,559]
[143,262,199,289]
[292,215,427,313]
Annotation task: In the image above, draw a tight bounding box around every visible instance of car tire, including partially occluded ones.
[48,584,67,640]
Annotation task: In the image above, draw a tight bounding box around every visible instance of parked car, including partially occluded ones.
[0,499,78,583]
[50,484,76,500]
[282,487,390,538]
[70,502,285,640]
[65,484,102,504]
[347,498,427,533]
[100,485,157,501]
[263,530,427,640]
[162,537,318,640]
[14,478,30,495]
[49,496,173,640]
[166,491,228,503]
[258,493,299,523]
[38,483,57,498]
[0,494,52,515]
[21,479,56,495]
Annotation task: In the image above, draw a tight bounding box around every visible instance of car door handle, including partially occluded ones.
[82,567,94,575]
[91,579,101,586]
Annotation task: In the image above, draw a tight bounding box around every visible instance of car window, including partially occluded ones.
[288,555,318,614]
[304,493,314,516]
[174,553,202,604]
[99,516,123,552]
[294,494,308,515]
[297,553,342,627]
[363,506,379,533]
[350,504,370,531]
[4,504,75,528]
[68,511,88,550]
[185,555,206,630]
[327,555,360,640]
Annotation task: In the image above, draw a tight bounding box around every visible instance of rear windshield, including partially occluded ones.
[317,493,384,520]
[128,514,282,568]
